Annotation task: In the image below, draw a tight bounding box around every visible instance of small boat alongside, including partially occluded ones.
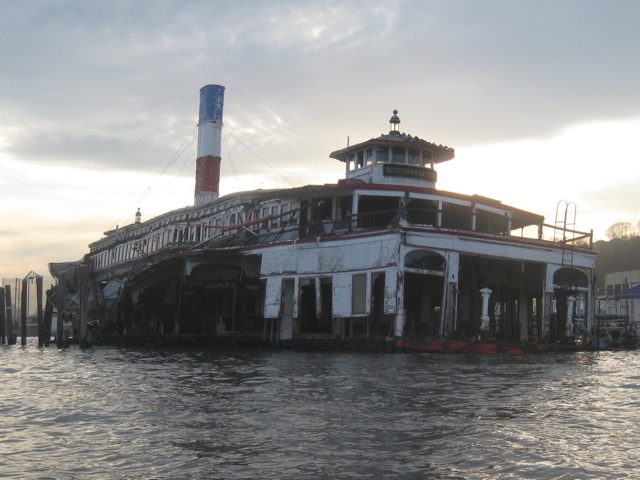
[48,84,629,353]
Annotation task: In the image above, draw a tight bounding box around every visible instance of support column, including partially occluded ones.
[566,295,576,336]
[585,271,595,345]
[442,252,459,337]
[542,292,554,341]
[519,290,530,343]
[351,194,359,231]
[173,277,181,334]
[541,264,556,342]
[394,268,405,337]
[480,287,492,331]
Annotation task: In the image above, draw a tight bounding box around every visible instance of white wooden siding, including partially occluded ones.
[264,277,282,318]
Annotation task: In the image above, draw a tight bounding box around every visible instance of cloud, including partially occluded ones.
[4,1,640,159]
[439,117,640,239]
[1,0,640,279]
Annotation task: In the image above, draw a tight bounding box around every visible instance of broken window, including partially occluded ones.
[405,198,438,226]
[476,209,508,235]
[352,274,367,315]
[357,195,399,228]
[271,205,280,228]
[245,285,260,315]
[442,202,471,230]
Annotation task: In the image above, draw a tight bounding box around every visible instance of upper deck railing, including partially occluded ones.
[91,197,594,273]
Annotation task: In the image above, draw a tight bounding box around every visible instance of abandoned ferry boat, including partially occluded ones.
[49,84,599,353]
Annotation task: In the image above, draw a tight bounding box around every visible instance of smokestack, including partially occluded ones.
[195,84,225,206]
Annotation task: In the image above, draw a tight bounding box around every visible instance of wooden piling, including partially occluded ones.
[36,276,44,347]
[43,295,53,347]
[56,273,65,349]
[0,287,5,344]
[21,279,27,346]
[78,265,90,348]
[5,285,16,345]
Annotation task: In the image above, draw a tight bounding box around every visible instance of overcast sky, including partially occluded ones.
[1,0,640,284]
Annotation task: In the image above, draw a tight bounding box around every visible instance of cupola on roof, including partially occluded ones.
[330,110,455,189]
[330,110,455,164]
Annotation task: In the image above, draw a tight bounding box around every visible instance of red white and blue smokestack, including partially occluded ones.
[195,84,225,206]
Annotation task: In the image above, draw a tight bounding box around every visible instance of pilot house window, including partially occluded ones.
[391,146,405,164]
[376,146,389,163]
[365,148,374,165]
[408,148,420,165]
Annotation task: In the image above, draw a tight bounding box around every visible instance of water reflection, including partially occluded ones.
[1,342,639,479]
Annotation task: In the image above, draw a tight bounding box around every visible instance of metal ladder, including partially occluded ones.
[555,200,577,269]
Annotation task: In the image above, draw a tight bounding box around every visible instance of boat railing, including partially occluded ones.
[538,223,594,249]
[168,207,595,250]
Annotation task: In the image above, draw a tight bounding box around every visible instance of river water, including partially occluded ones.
[2,340,639,479]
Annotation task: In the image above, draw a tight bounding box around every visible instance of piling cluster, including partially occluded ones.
[0,272,74,348]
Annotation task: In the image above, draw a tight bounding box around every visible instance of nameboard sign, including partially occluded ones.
[383,164,437,182]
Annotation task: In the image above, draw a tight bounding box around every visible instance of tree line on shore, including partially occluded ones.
[594,221,640,289]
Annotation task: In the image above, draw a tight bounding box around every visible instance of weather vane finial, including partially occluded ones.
[389,109,400,134]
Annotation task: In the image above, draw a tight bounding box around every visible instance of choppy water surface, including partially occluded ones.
[2,341,639,479]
